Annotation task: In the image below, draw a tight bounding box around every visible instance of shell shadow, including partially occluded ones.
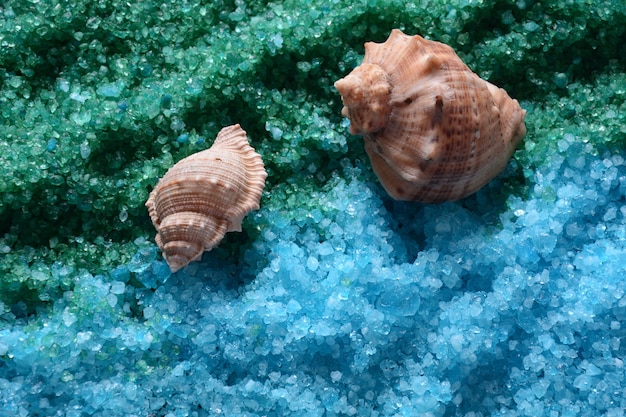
[173,230,259,293]
[378,158,526,296]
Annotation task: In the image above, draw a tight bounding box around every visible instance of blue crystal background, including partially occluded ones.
[1,1,626,416]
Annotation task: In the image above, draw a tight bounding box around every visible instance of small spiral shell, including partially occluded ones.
[146,124,267,272]
[335,29,527,203]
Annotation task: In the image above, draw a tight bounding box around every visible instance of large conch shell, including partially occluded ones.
[334,29,527,203]
[146,124,267,272]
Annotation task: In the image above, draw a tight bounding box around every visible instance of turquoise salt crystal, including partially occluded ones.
[2,0,626,416]
[79,142,91,159]
[160,94,172,109]
[554,72,568,88]
[151,261,171,284]
[138,63,153,77]
[46,139,57,152]
[127,247,157,274]
[117,100,128,112]
[96,82,124,98]
[185,78,203,95]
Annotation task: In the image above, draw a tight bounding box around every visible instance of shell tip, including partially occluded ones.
[335,64,392,135]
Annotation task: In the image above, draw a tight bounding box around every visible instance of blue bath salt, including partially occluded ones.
[46,138,57,151]
[117,100,129,112]
[5,134,626,415]
[160,93,172,109]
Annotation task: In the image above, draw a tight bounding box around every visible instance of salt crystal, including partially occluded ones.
[128,247,157,273]
[110,281,125,295]
[79,142,91,159]
[143,306,155,319]
[305,256,319,271]
[106,293,118,307]
[96,83,122,98]
[318,241,334,256]
[330,371,342,382]
[62,307,77,327]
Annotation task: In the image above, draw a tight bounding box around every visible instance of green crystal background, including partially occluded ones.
[1,0,626,415]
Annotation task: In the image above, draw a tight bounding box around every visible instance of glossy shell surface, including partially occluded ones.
[146,124,267,272]
[334,29,527,203]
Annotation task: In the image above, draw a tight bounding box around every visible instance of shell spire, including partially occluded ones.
[334,29,527,203]
[145,124,267,272]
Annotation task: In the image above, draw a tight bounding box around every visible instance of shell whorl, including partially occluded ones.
[146,124,267,272]
[334,29,527,203]
[334,63,392,135]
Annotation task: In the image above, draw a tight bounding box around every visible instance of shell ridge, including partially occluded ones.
[212,124,246,146]
[146,189,161,226]
[225,171,266,230]
[159,211,229,253]
[365,31,418,75]
[234,148,267,223]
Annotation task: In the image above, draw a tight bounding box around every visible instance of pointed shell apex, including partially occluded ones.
[334,64,392,135]
[145,124,267,272]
